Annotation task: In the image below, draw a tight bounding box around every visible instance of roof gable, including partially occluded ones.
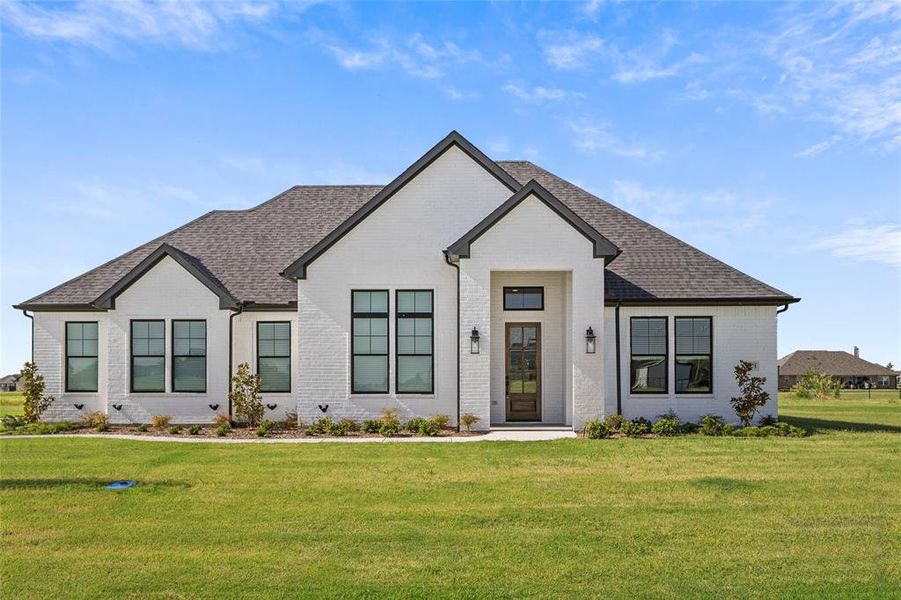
[94,244,239,310]
[446,179,620,263]
[281,131,519,279]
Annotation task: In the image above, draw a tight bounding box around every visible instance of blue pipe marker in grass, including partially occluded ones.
[105,480,136,490]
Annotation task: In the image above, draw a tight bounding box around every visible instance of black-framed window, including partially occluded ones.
[258,322,291,393]
[172,320,206,392]
[66,322,98,392]
[630,317,667,394]
[131,320,165,392]
[396,290,433,394]
[503,287,544,311]
[675,317,712,394]
[352,290,389,393]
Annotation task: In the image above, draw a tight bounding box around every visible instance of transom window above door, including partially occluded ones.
[503,287,544,311]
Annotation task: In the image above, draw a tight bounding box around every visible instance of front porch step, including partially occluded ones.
[490,424,573,432]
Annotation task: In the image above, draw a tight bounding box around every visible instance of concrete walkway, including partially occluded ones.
[3,430,577,444]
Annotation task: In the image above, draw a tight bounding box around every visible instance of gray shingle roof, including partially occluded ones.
[16,158,796,310]
[778,351,896,377]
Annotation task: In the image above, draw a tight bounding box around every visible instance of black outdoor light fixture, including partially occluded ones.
[470,327,480,354]
[266,403,278,411]
[112,404,123,411]
[73,403,84,410]
[585,326,596,354]
[208,404,219,411]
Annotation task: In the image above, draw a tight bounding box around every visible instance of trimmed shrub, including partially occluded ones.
[1,415,26,429]
[256,420,278,437]
[418,418,442,437]
[759,414,778,426]
[680,421,699,434]
[0,421,83,436]
[460,413,480,432]
[136,423,148,432]
[282,410,299,430]
[583,419,611,439]
[213,413,232,428]
[651,415,681,437]
[151,415,172,430]
[775,422,806,437]
[432,414,451,429]
[603,414,625,432]
[621,417,651,437]
[405,417,428,433]
[96,422,110,432]
[379,420,401,438]
[338,417,358,432]
[168,425,182,435]
[306,417,334,436]
[189,425,202,435]
[215,423,231,437]
[362,419,381,434]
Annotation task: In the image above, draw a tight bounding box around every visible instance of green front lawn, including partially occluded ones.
[1,395,899,598]
[0,391,23,416]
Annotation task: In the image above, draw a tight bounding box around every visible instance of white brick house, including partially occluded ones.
[15,132,799,430]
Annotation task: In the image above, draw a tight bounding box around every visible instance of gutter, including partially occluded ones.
[228,303,245,419]
[443,251,461,431]
[614,302,622,415]
[21,310,34,362]
[776,303,790,314]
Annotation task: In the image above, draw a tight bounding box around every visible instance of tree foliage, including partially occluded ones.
[793,368,840,399]
[229,362,263,427]
[20,361,55,423]
[730,360,770,426]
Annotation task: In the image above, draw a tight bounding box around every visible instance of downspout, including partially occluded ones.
[443,251,461,431]
[21,310,34,362]
[228,304,244,419]
[776,304,790,314]
[614,302,622,415]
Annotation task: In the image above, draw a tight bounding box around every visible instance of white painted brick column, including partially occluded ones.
[459,266,491,431]
[570,266,606,430]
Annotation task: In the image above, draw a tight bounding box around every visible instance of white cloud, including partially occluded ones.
[446,87,480,101]
[47,181,212,221]
[810,223,901,266]
[795,135,843,158]
[542,32,604,70]
[503,83,572,104]
[569,121,664,160]
[1,0,288,51]
[486,138,510,154]
[582,0,605,20]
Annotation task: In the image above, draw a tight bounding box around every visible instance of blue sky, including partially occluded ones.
[2,0,899,375]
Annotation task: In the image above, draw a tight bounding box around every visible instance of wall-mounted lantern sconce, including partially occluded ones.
[73,404,84,410]
[470,327,480,354]
[318,404,329,413]
[266,403,278,411]
[585,326,596,354]
[209,404,219,411]
[112,404,123,411]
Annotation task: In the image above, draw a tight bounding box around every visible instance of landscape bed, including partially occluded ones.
[1,393,899,598]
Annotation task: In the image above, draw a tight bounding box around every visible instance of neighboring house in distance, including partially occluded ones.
[13,131,799,429]
[778,347,898,390]
[0,374,22,392]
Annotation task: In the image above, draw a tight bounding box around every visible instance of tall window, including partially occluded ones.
[503,287,544,310]
[66,322,98,392]
[352,291,388,393]
[396,290,433,394]
[630,317,667,393]
[172,320,206,392]
[257,322,291,392]
[675,317,712,393]
[131,320,165,392]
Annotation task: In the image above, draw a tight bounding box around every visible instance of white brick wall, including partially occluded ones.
[296,145,513,425]
[232,310,299,421]
[604,304,778,424]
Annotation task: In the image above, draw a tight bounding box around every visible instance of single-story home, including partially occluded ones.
[0,374,22,392]
[778,348,898,390]
[14,131,799,429]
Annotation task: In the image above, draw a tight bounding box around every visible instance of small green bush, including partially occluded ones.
[775,422,806,437]
[282,410,299,430]
[306,417,334,436]
[215,423,231,437]
[732,426,763,437]
[621,417,651,437]
[0,421,83,436]
[379,421,401,438]
[603,414,625,432]
[338,417,358,432]
[432,414,451,429]
[405,417,428,433]
[1,415,26,429]
[256,420,278,437]
[168,425,182,435]
[680,421,699,434]
[699,415,728,436]
[96,422,110,432]
[652,415,681,437]
[188,425,201,435]
[362,419,381,434]
[793,369,840,399]
[583,419,611,439]
[213,413,231,428]
[325,418,354,436]
[135,423,148,432]
[460,412,480,432]
[81,411,108,429]
[419,418,442,437]
[759,414,778,426]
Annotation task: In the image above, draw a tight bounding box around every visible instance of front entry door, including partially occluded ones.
[505,323,541,421]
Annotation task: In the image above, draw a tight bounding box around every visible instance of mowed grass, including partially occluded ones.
[1,396,899,598]
[0,392,23,416]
